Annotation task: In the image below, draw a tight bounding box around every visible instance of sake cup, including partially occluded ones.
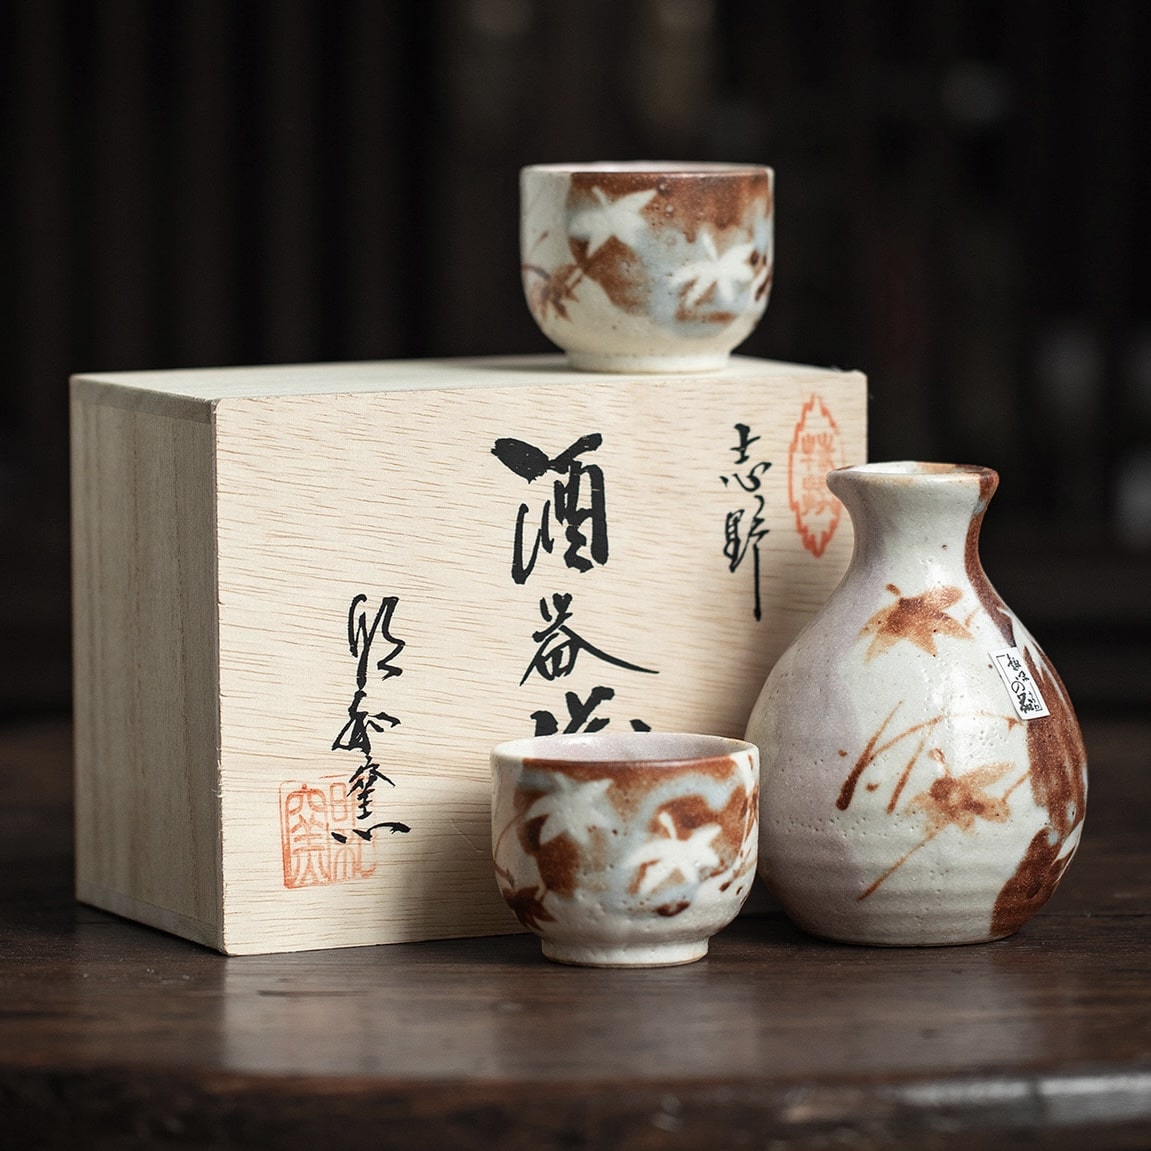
[491,730,759,967]
[520,161,774,373]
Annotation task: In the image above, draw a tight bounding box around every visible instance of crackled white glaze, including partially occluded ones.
[491,731,759,966]
[745,462,1087,946]
[520,162,773,372]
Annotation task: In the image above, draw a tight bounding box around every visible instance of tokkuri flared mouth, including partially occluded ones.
[829,460,997,481]
[827,461,1000,505]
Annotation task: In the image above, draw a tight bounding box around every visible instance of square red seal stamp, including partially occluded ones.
[279,779,377,888]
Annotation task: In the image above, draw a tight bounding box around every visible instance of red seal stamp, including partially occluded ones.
[280,779,377,888]
[788,395,844,558]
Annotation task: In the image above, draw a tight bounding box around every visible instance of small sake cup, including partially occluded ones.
[491,731,759,967]
[520,161,774,373]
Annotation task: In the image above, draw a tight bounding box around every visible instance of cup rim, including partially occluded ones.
[491,730,757,769]
[522,160,771,177]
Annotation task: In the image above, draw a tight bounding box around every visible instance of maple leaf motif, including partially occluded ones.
[907,758,1015,836]
[569,186,657,255]
[627,811,722,896]
[524,775,614,847]
[856,751,1024,902]
[523,261,583,322]
[860,584,972,661]
[670,231,757,309]
[501,885,556,932]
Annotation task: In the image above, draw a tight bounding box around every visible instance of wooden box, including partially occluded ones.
[70,355,866,954]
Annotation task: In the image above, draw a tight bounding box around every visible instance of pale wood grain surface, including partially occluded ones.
[70,390,222,949]
[71,357,866,954]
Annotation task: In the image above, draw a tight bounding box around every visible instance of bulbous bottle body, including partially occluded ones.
[744,462,1087,946]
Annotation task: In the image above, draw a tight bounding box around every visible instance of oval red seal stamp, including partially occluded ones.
[788,395,844,558]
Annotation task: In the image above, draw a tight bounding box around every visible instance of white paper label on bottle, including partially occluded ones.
[990,647,1051,720]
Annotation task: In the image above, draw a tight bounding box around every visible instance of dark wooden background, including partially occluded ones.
[2,0,1149,721]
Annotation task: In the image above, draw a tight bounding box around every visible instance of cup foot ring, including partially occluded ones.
[540,938,709,967]
[565,351,730,375]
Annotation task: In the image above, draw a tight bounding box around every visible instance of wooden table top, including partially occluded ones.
[1,718,1149,1150]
